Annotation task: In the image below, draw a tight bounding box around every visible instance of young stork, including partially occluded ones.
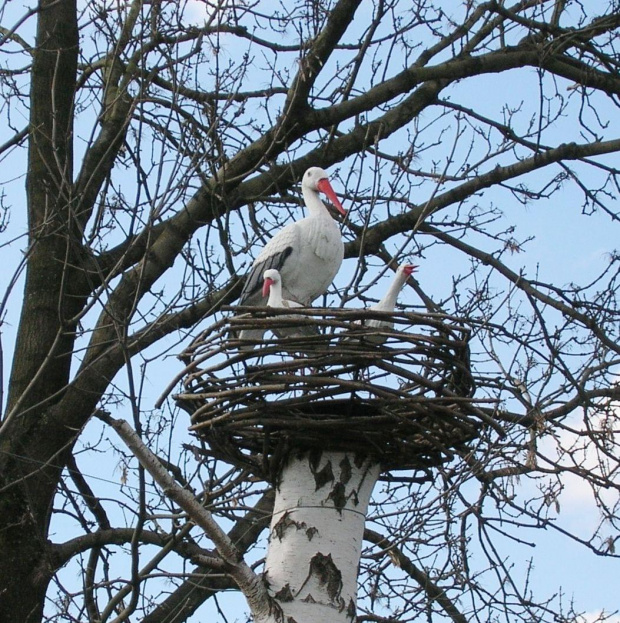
[354,263,418,345]
[262,268,319,340]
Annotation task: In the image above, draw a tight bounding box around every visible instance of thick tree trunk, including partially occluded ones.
[263,451,380,623]
[6,0,79,415]
[0,2,79,621]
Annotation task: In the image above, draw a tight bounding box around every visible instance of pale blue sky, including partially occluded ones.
[0,1,619,621]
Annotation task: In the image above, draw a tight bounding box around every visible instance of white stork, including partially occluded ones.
[237,167,345,347]
[353,263,418,345]
[262,268,319,339]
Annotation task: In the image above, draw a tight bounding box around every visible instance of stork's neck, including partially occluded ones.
[268,280,285,308]
[302,186,329,218]
[376,271,408,311]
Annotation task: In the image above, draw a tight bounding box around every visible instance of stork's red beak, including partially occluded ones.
[316,177,346,216]
[403,264,418,276]
[262,277,275,298]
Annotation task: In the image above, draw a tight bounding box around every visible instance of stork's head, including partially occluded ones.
[302,167,346,216]
[262,268,282,298]
[400,263,418,278]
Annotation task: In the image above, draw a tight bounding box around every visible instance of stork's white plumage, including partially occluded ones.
[239,167,345,307]
[237,167,345,347]
[369,264,417,320]
[359,263,418,344]
[262,268,302,310]
[262,268,318,339]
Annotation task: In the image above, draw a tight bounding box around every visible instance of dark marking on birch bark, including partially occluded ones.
[267,594,286,623]
[307,448,323,471]
[339,455,352,484]
[308,552,343,603]
[353,453,367,469]
[274,584,294,602]
[272,511,315,541]
[328,481,346,512]
[347,597,356,620]
[311,459,334,491]
[272,511,294,541]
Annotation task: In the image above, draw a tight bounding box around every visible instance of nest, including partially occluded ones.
[174,307,497,480]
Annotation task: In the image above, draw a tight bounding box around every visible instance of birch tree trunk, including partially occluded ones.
[263,451,380,623]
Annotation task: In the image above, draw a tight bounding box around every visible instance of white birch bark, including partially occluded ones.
[263,451,380,623]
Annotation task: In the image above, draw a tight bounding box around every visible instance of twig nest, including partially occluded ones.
[175,307,496,480]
